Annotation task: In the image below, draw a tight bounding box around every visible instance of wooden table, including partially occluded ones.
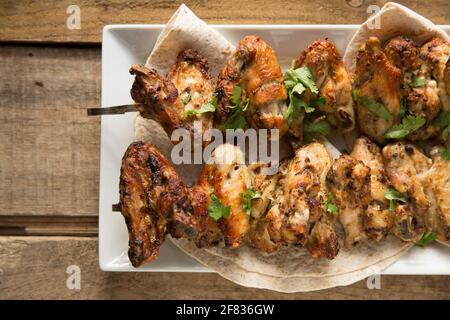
[1,0,449,299]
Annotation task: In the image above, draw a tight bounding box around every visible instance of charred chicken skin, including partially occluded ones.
[130,49,215,146]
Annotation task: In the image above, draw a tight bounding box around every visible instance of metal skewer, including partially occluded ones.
[87,103,142,116]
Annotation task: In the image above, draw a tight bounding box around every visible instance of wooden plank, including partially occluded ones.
[0,216,98,236]
[0,236,449,299]
[0,46,100,216]
[1,1,449,43]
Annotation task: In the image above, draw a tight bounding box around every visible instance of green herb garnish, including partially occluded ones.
[311,96,326,107]
[432,111,450,140]
[411,74,426,88]
[441,148,450,160]
[399,97,408,119]
[240,188,261,214]
[351,89,359,102]
[185,96,217,118]
[283,63,318,124]
[208,194,231,221]
[325,193,338,216]
[415,231,437,247]
[384,114,426,139]
[358,96,393,121]
[182,92,191,105]
[221,86,249,130]
[384,188,407,211]
[303,118,332,141]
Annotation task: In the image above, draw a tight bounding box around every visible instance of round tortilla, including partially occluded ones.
[343,2,449,74]
[171,237,411,293]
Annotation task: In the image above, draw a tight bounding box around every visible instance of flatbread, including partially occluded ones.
[145,3,234,80]
[343,2,449,74]
[172,237,410,293]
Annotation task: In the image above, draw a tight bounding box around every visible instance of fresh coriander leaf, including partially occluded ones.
[311,96,326,107]
[283,66,318,124]
[443,125,450,140]
[358,96,393,121]
[295,67,319,94]
[208,194,231,221]
[411,74,426,88]
[221,108,246,130]
[432,111,450,139]
[303,119,332,141]
[384,114,426,139]
[221,85,249,130]
[185,96,217,118]
[399,97,408,119]
[415,231,437,247]
[432,111,450,128]
[351,89,359,102]
[231,85,243,106]
[240,188,261,214]
[385,188,407,212]
[291,82,306,96]
[325,193,338,216]
[182,92,191,105]
[283,93,312,125]
[441,148,450,160]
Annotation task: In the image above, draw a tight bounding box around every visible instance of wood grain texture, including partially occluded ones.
[0,46,101,216]
[0,0,449,43]
[0,236,449,299]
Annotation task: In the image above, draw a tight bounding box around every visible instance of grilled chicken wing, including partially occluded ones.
[327,155,371,246]
[205,144,252,247]
[247,162,281,253]
[354,37,402,143]
[424,146,450,240]
[119,142,197,267]
[382,142,429,241]
[420,38,450,112]
[130,49,214,145]
[357,36,450,142]
[215,35,289,137]
[351,137,392,241]
[249,143,339,259]
[294,39,355,132]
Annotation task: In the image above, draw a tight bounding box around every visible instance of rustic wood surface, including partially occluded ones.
[0,0,449,43]
[0,0,449,299]
[1,237,450,300]
[0,45,100,217]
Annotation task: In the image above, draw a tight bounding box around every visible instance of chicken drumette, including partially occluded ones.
[353,37,402,143]
[130,49,215,146]
[294,39,355,133]
[214,35,289,137]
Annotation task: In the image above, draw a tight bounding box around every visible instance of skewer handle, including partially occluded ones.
[87,104,140,116]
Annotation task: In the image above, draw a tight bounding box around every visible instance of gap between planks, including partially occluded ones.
[0,215,98,237]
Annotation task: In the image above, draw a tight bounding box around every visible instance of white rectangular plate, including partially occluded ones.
[99,24,450,274]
